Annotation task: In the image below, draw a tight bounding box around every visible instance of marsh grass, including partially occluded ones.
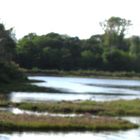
[0,99,139,131]
[0,112,137,131]
[17,99,140,116]
[27,69,140,79]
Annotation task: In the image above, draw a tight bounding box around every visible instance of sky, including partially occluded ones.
[0,0,140,39]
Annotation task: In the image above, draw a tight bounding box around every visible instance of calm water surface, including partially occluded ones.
[10,76,140,102]
[0,129,140,140]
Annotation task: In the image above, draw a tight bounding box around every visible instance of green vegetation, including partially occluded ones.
[0,18,140,132]
[17,99,140,116]
[0,113,137,131]
[27,69,140,79]
[0,23,60,94]
[15,17,140,72]
[0,95,9,107]
[0,23,27,84]
[0,62,27,84]
[0,81,62,94]
[1,17,140,84]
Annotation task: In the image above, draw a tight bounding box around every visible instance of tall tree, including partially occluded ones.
[0,23,16,62]
[100,17,131,49]
[100,17,131,36]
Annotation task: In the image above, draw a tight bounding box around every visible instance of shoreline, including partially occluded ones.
[25,69,140,80]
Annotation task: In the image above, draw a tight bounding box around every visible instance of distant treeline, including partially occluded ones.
[1,16,140,72]
[15,17,140,72]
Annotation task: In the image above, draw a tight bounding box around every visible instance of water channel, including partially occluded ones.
[10,76,140,102]
[1,76,140,140]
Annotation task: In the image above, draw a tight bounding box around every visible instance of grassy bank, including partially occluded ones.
[1,99,140,116]
[16,99,140,116]
[0,112,137,131]
[26,69,140,79]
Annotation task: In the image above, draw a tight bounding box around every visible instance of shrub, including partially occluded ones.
[0,61,27,84]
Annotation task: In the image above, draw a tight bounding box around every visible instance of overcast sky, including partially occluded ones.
[0,0,140,39]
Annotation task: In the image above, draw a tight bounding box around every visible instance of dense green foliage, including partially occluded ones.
[1,17,140,84]
[0,62,27,84]
[15,17,140,72]
[0,23,27,83]
[0,24,16,62]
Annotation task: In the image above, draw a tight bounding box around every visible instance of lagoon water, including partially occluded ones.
[2,76,140,140]
[10,76,140,102]
[0,128,140,140]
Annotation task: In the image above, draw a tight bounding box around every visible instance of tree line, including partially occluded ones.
[1,16,140,73]
[15,17,140,72]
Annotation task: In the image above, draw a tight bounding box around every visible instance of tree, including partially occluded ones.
[81,35,103,69]
[103,48,131,71]
[129,36,140,71]
[100,17,131,36]
[100,17,131,49]
[0,23,27,83]
[16,35,39,68]
[130,36,140,56]
[0,23,16,62]
[81,50,95,68]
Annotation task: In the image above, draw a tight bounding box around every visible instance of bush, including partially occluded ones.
[0,61,27,84]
